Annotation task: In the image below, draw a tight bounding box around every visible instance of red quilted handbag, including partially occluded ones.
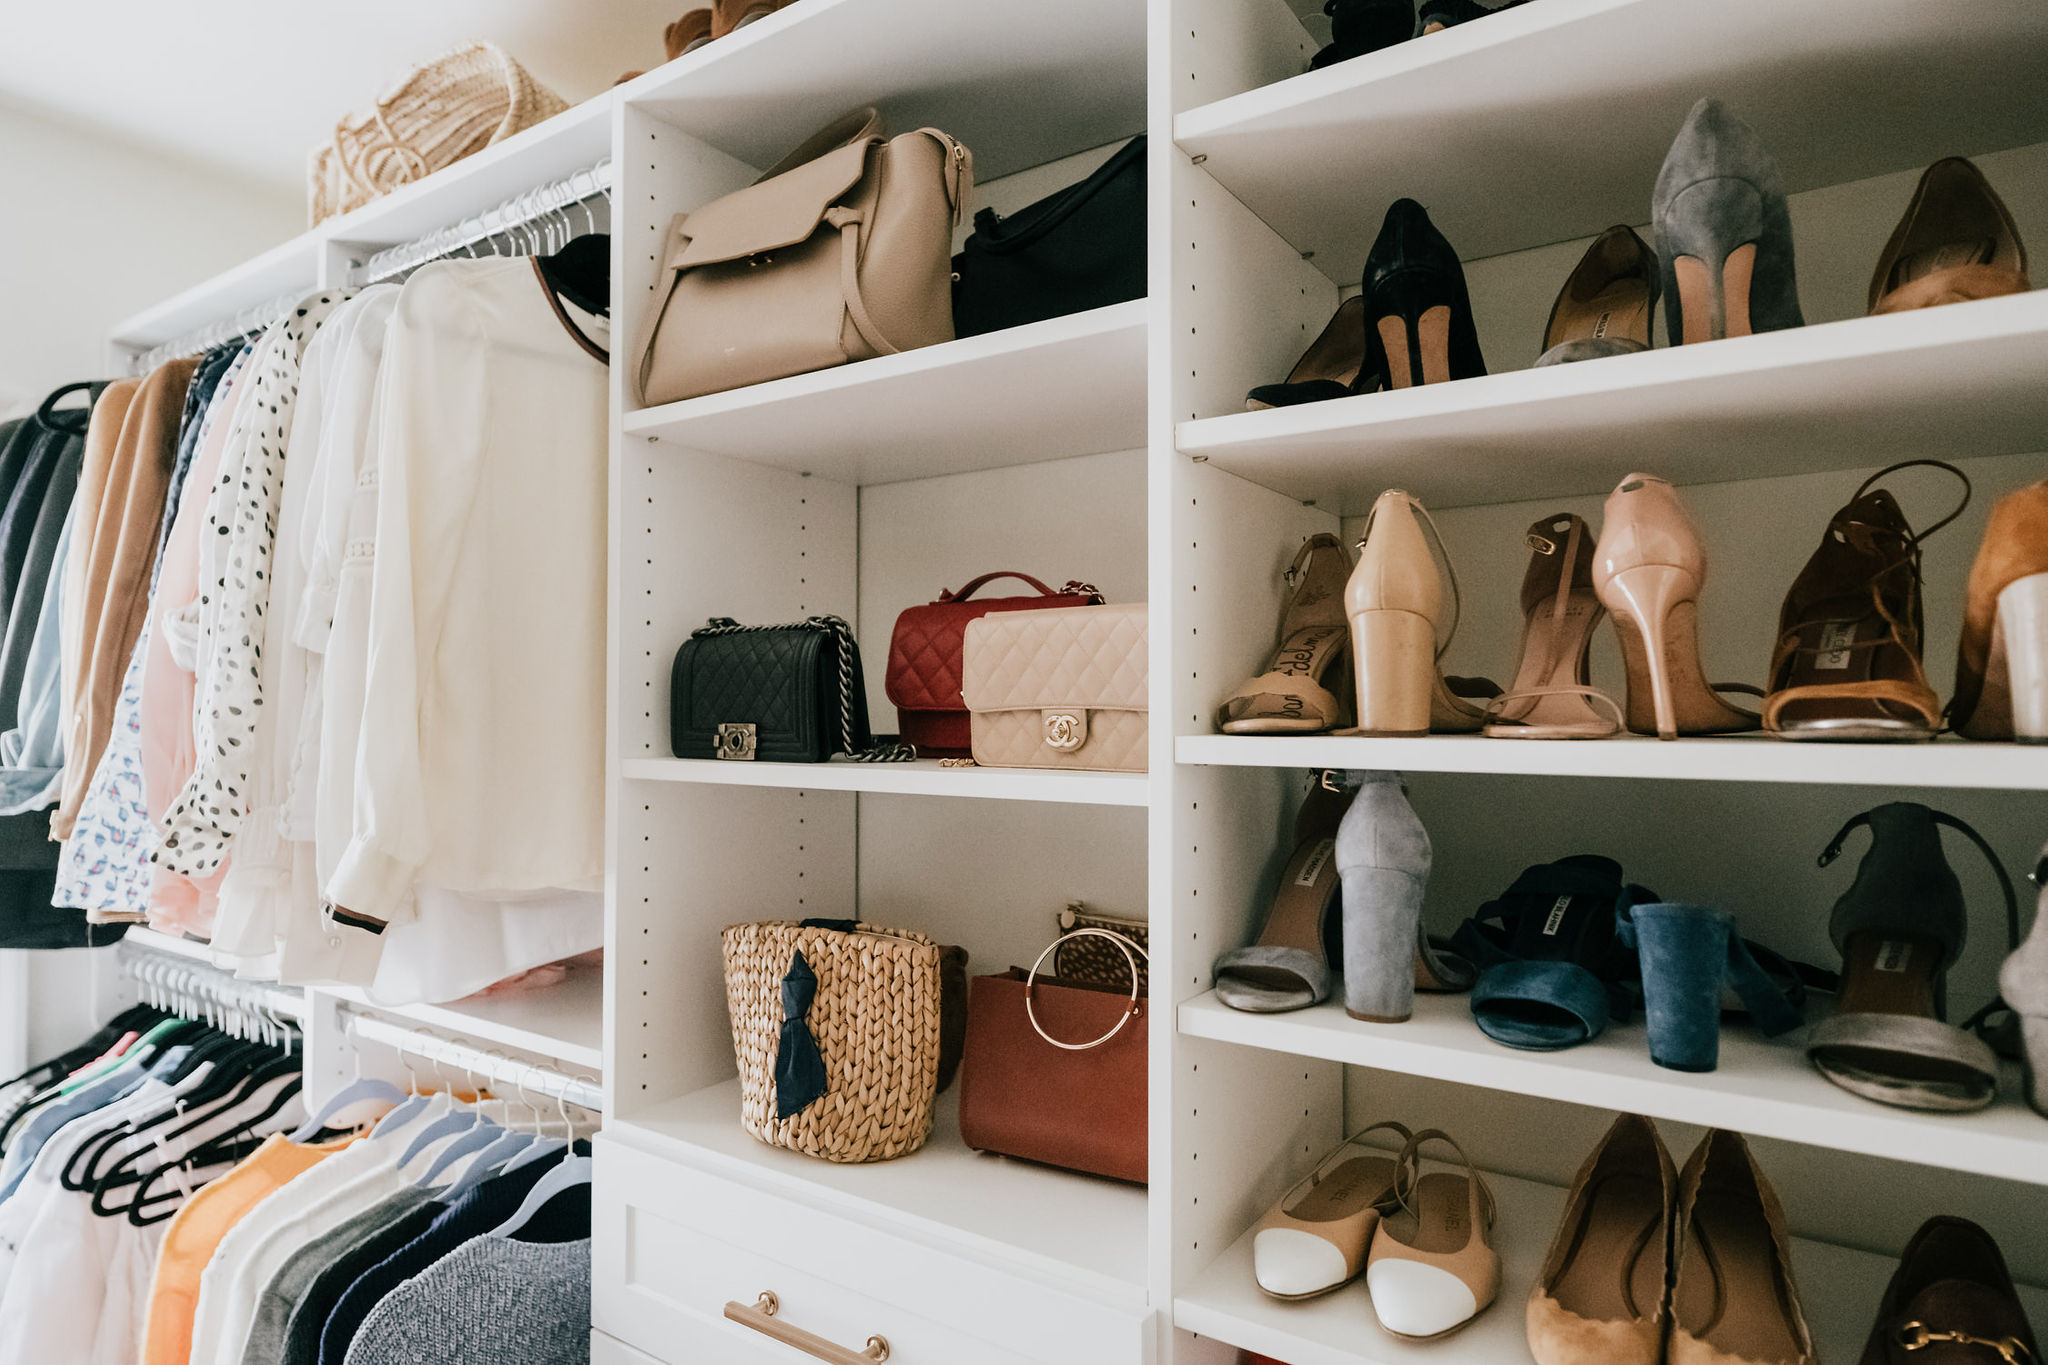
[885,572,1101,757]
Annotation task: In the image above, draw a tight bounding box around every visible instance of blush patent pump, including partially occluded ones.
[1593,474,1759,739]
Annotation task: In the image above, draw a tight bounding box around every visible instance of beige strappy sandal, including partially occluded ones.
[1484,513,1626,740]
[1218,533,1355,734]
[1367,1130,1501,1340]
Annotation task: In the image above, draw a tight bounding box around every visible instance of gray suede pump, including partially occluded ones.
[1651,97,1804,346]
[1335,770,1469,1022]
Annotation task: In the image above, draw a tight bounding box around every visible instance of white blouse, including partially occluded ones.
[212,286,397,975]
[323,258,606,959]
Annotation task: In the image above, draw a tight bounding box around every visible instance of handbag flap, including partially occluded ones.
[669,140,873,270]
[959,602,1147,714]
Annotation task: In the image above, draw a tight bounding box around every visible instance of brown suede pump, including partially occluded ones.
[1870,158,2030,316]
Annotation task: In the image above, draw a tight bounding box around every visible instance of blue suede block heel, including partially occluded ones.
[1621,902,1804,1073]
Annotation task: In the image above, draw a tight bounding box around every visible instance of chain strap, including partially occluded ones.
[1898,1322,2035,1364]
[693,617,915,762]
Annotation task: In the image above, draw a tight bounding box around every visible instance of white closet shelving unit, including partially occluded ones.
[1163,1,2048,1364]
[95,0,2048,1360]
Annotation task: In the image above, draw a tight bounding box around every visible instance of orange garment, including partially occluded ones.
[53,358,197,839]
[139,1132,348,1365]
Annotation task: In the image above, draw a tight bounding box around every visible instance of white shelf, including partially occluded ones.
[1176,732,2048,792]
[1176,293,2048,514]
[1181,992,2048,1188]
[624,301,1147,483]
[320,965,604,1073]
[1176,0,2048,270]
[621,0,1146,181]
[108,232,325,352]
[622,756,1152,805]
[1174,1160,2048,1365]
[613,1078,1149,1305]
[318,92,617,252]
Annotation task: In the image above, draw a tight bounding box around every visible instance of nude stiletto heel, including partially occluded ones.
[1483,513,1625,740]
[1593,474,1760,740]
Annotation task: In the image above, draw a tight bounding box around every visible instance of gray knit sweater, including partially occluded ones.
[342,1235,591,1365]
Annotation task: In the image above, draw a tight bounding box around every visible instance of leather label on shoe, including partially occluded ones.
[1294,838,1336,887]
[1814,621,1859,670]
[1542,895,1572,936]
[1875,940,1912,973]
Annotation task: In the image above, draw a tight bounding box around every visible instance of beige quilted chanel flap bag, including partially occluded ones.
[961,603,1147,772]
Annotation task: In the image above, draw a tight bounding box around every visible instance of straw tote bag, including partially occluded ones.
[309,42,569,225]
[722,919,968,1164]
[635,109,972,405]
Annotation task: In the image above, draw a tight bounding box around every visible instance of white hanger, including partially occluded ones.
[484,1155,591,1239]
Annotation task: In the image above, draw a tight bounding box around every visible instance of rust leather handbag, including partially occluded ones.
[883,572,1100,757]
[958,927,1148,1184]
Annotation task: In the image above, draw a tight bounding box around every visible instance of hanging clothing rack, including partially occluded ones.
[342,1009,604,1114]
[126,286,307,377]
[116,936,307,1040]
[349,157,614,286]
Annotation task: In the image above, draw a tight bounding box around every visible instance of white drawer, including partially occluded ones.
[593,1134,1149,1365]
[590,1330,675,1364]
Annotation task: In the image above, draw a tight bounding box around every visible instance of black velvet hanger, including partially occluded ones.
[538,234,611,317]
[33,380,103,437]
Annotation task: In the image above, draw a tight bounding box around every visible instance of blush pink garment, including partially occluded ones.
[140,365,245,935]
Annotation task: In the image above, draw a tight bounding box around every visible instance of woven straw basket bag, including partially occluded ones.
[722,919,963,1163]
[308,42,569,225]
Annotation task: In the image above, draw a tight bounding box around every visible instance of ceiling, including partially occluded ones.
[0,1,681,193]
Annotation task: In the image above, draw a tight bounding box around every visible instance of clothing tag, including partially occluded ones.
[1592,311,1611,339]
[1814,621,1859,670]
[1874,940,1912,973]
[1541,895,1572,936]
[1294,838,1336,888]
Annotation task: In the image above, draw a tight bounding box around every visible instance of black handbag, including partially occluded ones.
[951,135,1146,338]
[670,616,914,763]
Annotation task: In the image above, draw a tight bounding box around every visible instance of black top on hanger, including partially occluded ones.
[537,234,610,318]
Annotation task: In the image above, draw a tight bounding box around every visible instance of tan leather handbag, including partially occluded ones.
[961,602,1148,772]
[636,109,972,405]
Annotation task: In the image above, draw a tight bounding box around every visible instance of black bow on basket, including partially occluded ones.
[775,949,829,1119]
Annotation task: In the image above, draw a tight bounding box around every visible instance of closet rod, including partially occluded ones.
[117,937,308,1040]
[126,286,307,376]
[343,1011,604,1114]
[347,157,614,287]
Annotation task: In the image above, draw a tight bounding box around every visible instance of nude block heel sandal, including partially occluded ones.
[1345,490,1497,737]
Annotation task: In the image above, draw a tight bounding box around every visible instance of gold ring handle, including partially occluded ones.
[725,1292,891,1363]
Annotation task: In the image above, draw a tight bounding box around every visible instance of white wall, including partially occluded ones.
[0,100,302,414]
[0,101,301,1064]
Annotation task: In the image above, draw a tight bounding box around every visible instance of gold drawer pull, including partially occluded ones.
[725,1291,891,1363]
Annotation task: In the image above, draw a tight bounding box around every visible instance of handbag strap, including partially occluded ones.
[1024,928,1148,1051]
[693,616,915,762]
[940,572,1102,604]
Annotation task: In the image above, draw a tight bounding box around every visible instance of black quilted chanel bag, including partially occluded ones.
[670,616,915,763]
[951,135,1146,338]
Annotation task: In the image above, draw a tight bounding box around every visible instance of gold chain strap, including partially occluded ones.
[1898,1322,2036,1364]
